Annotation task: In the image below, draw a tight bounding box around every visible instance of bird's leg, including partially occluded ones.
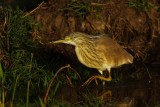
[99,70,104,86]
[99,70,106,86]
[82,70,112,86]
[99,70,112,86]
[107,69,112,81]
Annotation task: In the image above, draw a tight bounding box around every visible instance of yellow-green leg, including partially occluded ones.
[82,69,112,86]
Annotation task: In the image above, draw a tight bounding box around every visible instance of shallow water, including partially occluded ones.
[100,78,160,107]
[55,76,160,107]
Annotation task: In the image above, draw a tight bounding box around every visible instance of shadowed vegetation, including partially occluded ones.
[0,0,160,106]
[0,7,57,106]
[128,0,154,12]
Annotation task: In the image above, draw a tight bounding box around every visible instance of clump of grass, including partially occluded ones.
[0,7,58,106]
[78,89,115,107]
[60,0,105,20]
[0,61,5,107]
[128,0,154,12]
[60,0,91,20]
[5,7,35,51]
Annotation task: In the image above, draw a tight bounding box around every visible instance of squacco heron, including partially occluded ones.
[50,32,133,85]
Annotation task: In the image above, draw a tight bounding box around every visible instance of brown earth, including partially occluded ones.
[0,1,160,106]
[28,0,160,63]
[1,0,160,70]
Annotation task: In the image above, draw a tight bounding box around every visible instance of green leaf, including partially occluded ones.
[0,61,3,79]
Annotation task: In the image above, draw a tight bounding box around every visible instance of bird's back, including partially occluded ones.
[96,36,133,68]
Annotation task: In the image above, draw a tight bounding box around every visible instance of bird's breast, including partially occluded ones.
[75,47,107,70]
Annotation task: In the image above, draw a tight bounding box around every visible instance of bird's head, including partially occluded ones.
[49,32,90,46]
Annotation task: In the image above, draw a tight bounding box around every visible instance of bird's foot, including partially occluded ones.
[82,75,112,86]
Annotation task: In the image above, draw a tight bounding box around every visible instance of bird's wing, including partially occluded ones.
[96,37,133,67]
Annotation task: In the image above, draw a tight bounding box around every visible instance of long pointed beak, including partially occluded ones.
[49,39,65,44]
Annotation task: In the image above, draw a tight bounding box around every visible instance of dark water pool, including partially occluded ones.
[55,76,160,107]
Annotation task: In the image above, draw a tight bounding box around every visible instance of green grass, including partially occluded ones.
[0,4,159,107]
[60,0,91,20]
[0,7,59,106]
[0,61,5,107]
[60,0,104,20]
[128,0,154,12]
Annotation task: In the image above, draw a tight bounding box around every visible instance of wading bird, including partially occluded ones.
[50,32,133,86]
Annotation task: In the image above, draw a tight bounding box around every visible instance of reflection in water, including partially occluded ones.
[55,77,160,107]
[99,77,160,107]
